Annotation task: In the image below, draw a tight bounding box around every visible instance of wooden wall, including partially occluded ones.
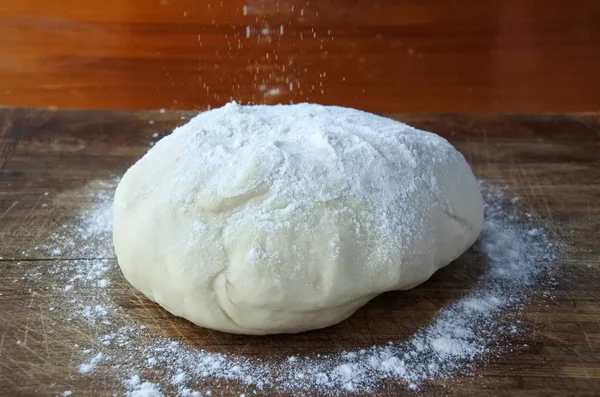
[1,0,599,112]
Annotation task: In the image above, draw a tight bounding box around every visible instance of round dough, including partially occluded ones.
[113,103,483,335]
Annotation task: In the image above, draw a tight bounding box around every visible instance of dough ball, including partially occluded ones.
[113,103,483,335]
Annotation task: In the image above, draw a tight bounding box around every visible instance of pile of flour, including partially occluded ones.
[23,179,556,396]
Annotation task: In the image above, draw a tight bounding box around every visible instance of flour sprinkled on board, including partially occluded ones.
[25,179,556,395]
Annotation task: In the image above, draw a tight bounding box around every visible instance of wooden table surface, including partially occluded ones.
[1,0,600,113]
[0,108,599,396]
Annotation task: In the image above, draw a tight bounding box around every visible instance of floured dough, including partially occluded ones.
[113,102,483,335]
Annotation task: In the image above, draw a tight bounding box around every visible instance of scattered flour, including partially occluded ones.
[78,352,105,374]
[125,375,164,397]
[25,178,556,395]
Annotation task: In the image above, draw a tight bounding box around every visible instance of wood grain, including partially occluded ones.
[1,0,600,113]
[0,109,599,396]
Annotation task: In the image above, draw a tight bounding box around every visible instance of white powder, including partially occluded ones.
[139,103,459,279]
[24,168,555,394]
[37,179,115,259]
[171,372,188,385]
[78,352,105,374]
[180,390,202,397]
[125,375,164,397]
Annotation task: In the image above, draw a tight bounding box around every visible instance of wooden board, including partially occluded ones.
[0,108,599,396]
[1,0,600,113]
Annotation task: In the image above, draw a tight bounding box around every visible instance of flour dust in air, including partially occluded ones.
[22,178,556,396]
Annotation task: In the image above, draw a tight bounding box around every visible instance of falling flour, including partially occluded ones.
[24,179,556,395]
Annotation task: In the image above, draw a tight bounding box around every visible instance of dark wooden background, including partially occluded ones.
[1,0,600,113]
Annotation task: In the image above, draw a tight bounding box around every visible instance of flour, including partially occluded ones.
[125,375,164,397]
[27,177,555,395]
[78,352,105,374]
[148,103,454,253]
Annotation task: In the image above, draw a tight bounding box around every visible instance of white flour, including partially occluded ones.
[24,179,556,395]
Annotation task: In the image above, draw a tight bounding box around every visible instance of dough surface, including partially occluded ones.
[113,103,483,335]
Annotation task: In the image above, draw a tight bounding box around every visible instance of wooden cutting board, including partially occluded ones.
[0,108,599,396]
